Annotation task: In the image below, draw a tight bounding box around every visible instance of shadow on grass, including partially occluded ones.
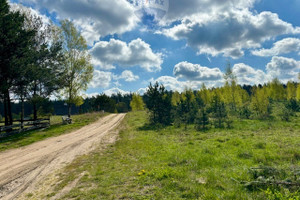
[0,124,60,143]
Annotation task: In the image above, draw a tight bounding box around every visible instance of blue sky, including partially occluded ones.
[10,0,300,96]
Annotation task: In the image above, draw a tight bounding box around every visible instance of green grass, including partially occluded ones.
[0,112,107,152]
[26,111,300,199]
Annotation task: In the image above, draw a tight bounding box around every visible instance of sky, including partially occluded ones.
[9,0,300,96]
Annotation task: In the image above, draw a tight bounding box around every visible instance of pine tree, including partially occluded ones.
[0,0,35,125]
[195,108,209,131]
[145,82,172,125]
[210,93,227,128]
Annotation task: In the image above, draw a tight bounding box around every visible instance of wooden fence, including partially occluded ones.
[0,118,50,139]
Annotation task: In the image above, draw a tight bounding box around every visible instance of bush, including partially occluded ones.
[271,102,293,121]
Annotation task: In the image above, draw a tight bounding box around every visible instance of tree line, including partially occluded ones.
[0,0,93,125]
[144,66,300,130]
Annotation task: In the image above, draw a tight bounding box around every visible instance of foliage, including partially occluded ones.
[59,19,93,117]
[130,93,145,111]
[210,94,228,128]
[145,82,172,125]
[116,102,128,113]
[265,188,300,200]
[173,90,198,128]
[194,108,210,131]
[93,94,117,113]
[0,0,36,125]
[271,102,293,121]
[251,87,270,119]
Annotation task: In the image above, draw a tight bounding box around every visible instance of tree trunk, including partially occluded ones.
[33,83,38,121]
[21,95,24,129]
[68,103,71,118]
[4,96,8,126]
[33,103,37,121]
[6,90,13,126]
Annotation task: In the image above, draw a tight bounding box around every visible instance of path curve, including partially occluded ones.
[0,114,126,200]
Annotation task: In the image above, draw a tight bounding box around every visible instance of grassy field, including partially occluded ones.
[0,112,107,152]
[37,111,300,200]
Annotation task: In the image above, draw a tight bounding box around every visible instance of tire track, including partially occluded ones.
[0,114,125,200]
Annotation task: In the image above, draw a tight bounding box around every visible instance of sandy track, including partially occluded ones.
[0,114,125,200]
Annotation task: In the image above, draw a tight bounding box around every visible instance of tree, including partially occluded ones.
[297,74,300,101]
[251,87,270,119]
[198,83,211,105]
[0,0,35,125]
[173,89,197,129]
[145,82,172,125]
[171,91,181,106]
[267,78,286,101]
[59,20,93,117]
[286,81,297,100]
[13,9,65,121]
[223,62,238,112]
[210,93,228,128]
[94,94,116,113]
[116,102,128,113]
[195,108,209,131]
[130,93,145,111]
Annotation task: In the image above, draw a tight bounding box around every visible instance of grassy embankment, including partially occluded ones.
[0,112,107,152]
[35,111,300,200]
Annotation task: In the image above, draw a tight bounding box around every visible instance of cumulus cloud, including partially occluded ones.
[90,38,163,72]
[163,10,300,58]
[252,38,300,57]
[174,61,223,81]
[114,70,139,82]
[17,0,138,45]
[164,0,256,23]
[104,88,130,96]
[150,76,187,92]
[150,75,223,92]
[89,70,112,89]
[266,56,300,82]
[232,63,270,85]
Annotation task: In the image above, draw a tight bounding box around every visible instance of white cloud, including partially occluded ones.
[252,38,300,57]
[137,88,147,95]
[164,0,256,23]
[232,63,271,85]
[149,75,223,92]
[150,76,187,92]
[90,38,163,72]
[163,10,300,58]
[114,70,139,82]
[174,61,223,81]
[89,70,112,89]
[104,88,130,96]
[266,56,300,82]
[17,0,138,45]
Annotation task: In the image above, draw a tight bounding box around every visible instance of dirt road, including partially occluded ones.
[0,114,126,200]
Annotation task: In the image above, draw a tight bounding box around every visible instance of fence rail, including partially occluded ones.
[0,118,50,139]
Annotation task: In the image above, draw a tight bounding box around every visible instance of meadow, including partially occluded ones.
[39,111,300,200]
